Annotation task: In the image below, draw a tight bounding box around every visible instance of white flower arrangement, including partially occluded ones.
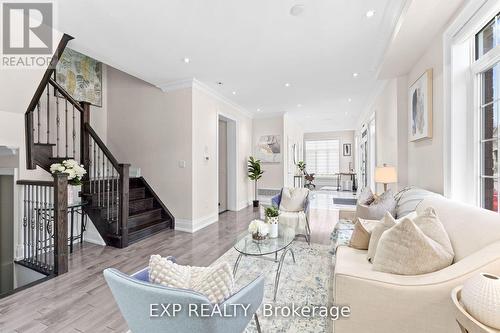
[248,219,269,237]
[50,159,87,186]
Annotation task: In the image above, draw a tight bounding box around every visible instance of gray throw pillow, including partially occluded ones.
[356,189,396,221]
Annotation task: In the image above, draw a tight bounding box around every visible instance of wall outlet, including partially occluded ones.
[178,160,186,168]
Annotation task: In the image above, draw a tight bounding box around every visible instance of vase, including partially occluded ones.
[269,223,278,238]
[461,272,500,329]
[67,185,81,206]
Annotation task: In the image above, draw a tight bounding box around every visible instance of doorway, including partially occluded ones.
[218,115,237,213]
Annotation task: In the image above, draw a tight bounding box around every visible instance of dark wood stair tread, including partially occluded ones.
[34,143,56,146]
[128,218,172,243]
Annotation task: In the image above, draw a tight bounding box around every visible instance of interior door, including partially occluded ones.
[218,120,228,213]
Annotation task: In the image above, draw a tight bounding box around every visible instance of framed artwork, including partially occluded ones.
[256,135,281,163]
[56,48,103,107]
[408,69,433,141]
[343,143,351,156]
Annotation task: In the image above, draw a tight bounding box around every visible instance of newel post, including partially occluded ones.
[53,173,68,274]
[118,163,130,248]
[80,102,91,193]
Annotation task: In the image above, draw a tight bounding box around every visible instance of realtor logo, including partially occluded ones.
[2,2,53,54]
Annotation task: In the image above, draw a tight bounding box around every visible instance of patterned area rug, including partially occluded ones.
[211,240,334,333]
[330,219,355,255]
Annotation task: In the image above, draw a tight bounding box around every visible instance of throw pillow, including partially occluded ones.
[372,208,455,275]
[149,255,235,304]
[356,189,396,220]
[349,218,381,250]
[394,186,441,218]
[358,187,375,206]
[280,187,309,212]
[366,211,417,262]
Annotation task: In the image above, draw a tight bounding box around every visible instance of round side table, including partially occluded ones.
[451,286,500,333]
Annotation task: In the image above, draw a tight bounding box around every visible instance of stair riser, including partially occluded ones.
[85,187,145,205]
[128,221,171,244]
[99,198,154,218]
[128,210,162,228]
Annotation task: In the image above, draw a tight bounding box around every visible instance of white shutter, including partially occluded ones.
[305,140,340,176]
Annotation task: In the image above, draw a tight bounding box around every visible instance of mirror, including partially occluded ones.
[292,143,299,165]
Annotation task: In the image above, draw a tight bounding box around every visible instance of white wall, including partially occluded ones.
[191,84,253,230]
[407,34,445,194]
[252,115,284,191]
[283,114,304,187]
[106,67,193,222]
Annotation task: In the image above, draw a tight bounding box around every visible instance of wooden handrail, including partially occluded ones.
[17,180,54,186]
[48,78,85,113]
[25,34,74,114]
[84,123,121,170]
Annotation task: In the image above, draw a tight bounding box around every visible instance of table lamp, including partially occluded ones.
[375,164,397,192]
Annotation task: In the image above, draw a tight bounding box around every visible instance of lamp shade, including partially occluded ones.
[374,165,397,184]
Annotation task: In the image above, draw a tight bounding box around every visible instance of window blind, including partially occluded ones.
[305,140,340,176]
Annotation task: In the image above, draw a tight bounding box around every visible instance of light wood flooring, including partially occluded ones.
[0,192,341,333]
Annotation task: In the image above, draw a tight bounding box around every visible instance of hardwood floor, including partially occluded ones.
[0,192,341,333]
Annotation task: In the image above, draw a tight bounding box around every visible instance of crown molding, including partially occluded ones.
[191,79,253,119]
[156,78,193,92]
[156,78,254,119]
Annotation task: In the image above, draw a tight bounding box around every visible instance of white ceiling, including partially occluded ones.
[54,0,407,130]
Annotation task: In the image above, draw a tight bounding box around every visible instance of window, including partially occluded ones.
[477,14,500,212]
[305,140,340,176]
[476,12,500,59]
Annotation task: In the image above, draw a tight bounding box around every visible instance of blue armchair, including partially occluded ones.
[103,260,264,333]
[272,189,311,244]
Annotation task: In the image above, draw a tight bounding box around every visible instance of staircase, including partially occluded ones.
[23,34,175,249]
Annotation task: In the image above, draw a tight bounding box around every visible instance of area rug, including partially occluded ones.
[330,219,355,255]
[211,240,334,333]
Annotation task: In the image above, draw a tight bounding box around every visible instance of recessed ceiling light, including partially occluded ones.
[257,108,261,112]
[232,91,237,95]
[290,4,305,16]
[217,81,223,85]
[297,104,302,107]
[285,83,291,87]
[345,111,348,115]
[348,98,352,102]
[366,10,375,18]
[183,57,190,63]
[352,73,359,78]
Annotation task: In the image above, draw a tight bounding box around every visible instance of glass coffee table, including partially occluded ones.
[233,226,296,301]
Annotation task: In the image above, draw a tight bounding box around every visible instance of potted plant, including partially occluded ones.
[265,206,280,238]
[248,156,264,207]
[297,161,306,175]
[50,159,87,205]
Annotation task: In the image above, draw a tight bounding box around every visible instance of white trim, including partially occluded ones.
[158,78,254,119]
[443,0,500,197]
[174,213,219,233]
[217,113,238,212]
[156,79,193,92]
[193,79,253,119]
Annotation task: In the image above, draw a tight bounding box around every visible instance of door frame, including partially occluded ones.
[216,112,238,212]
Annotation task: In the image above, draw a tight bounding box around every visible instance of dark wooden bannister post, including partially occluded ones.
[118,164,130,248]
[53,173,68,274]
[80,102,91,182]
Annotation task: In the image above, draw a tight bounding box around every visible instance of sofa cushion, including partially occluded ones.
[366,211,417,262]
[372,208,454,275]
[418,196,500,261]
[149,255,234,304]
[279,187,309,212]
[349,218,381,250]
[356,189,396,220]
[395,187,440,218]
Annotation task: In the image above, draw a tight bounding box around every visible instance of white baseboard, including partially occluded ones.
[175,213,219,233]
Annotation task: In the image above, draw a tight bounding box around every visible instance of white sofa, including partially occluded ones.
[333,195,500,333]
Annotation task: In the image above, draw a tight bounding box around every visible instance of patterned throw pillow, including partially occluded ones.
[372,208,455,275]
[149,255,235,304]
